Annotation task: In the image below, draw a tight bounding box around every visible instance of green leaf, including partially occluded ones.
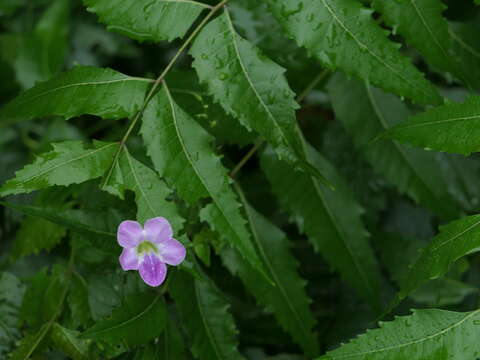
[0,272,24,357]
[410,278,477,307]
[449,21,480,94]
[51,323,91,360]
[83,0,209,42]
[220,188,318,357]
[157,311,188,360]
[265,0,442,105]
[20,268,64,329]
[12,216,67,259]
[190,10,306,165]
[374,232,477,307]
[166,70,256,147]
[169,271,244,360]
[81,292,166,346]
[0,202,118,246]
[0,141,119,196]
[67,273,92,329]
[396,215,480,304]
[261,144,381,309]
[141,84,266,276]
[9,0,70,89]
[372,0,473,89]
[387,96,480,155]
[0,66,151,126]
[318,308,480,360]
[87,272,123,321]
[436,154,480,212]
[328,74,459,220]
[105,146,185,229]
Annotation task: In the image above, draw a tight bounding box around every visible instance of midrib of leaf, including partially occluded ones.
[333,309,480,359]
[450,29,480,60]
[224,9,295,154]
[320,0,430,99]
[84,295,161,336]
[23,322,52,360]
[163,84,243,244]
[394,114,480,129]
[430,217,480,252]
[124,149,156,217]
[54,325,85,357]
[14,143,118,184]
[365,83,438,201]
[239,189,312,343]
[194,281,223,360]
[14,78,153,106]
[408,1,456,71]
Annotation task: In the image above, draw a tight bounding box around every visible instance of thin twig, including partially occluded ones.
[229,139,264,178]
[102,0,229,188]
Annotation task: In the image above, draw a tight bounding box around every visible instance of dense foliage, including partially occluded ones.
[1,0,480,359]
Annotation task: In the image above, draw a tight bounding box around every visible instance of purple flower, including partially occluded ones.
[117,217,186,287]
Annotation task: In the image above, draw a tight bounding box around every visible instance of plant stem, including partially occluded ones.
[229,139,264,178]
[102,0,228,188]
[296,69,329,103]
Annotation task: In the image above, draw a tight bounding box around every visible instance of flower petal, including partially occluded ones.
[159,238,186,266]
[144,217,173,244]
[119,248,139,270]
[139,254,167,287]
[117,220,143,248]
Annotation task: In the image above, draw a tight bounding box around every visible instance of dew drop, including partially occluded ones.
[473,320,480,325]
[218,73,228,80]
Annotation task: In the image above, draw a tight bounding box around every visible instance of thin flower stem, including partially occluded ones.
[102,0,229,188]
[229,69,329,179]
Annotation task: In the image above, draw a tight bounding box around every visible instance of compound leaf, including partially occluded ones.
[190,10,306,166]
[141,84,266,277]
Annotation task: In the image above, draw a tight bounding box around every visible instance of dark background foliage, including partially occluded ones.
[2,0,480,359]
